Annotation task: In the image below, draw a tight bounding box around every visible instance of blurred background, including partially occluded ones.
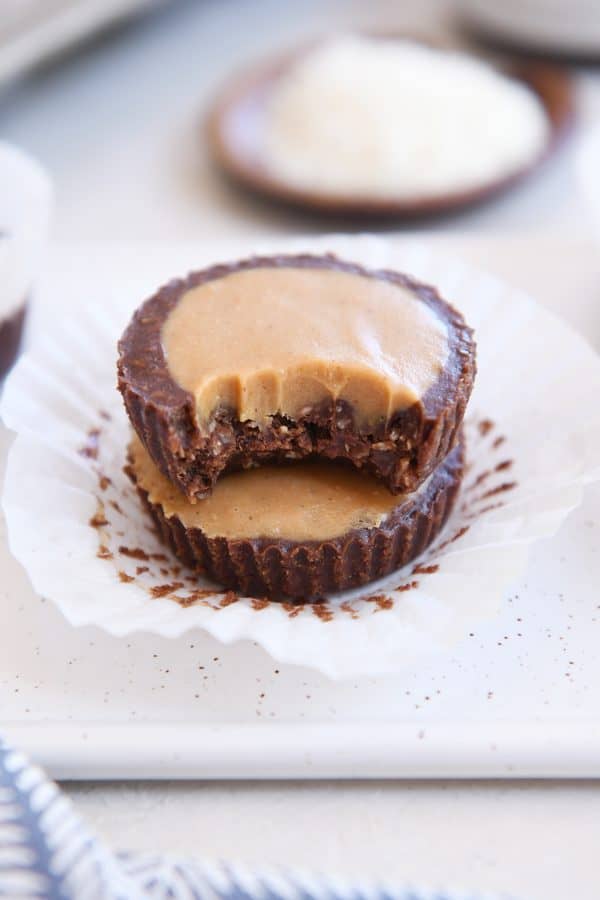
[0,0,599,244]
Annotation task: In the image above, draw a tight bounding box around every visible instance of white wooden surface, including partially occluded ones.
[2,236,600,784]
[1,1,600,898]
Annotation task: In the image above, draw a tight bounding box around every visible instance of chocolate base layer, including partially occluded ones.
[126,436,464,601]
[118,254,475,501]
[0,304,26,380]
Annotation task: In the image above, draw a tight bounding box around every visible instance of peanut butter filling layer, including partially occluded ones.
[162,266,448,427]
[129,434,404,541]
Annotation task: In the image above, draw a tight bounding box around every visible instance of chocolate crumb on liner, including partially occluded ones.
[125,434,465,601]
[118,254,475,502]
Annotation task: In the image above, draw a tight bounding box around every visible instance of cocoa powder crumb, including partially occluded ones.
[150,582,185,599]
[495,459,514,472]
[340,601,360,619]
[78,427,101,460]
[395,579,419,593]
[478,418,494,437]
[184,588,216,604]
[412,563,439,575]
[477,481,517,501]
[89,511,108,528]
[311,603,334,622]
[136,566,149,575]
[118,571,134,584]
[438,525,470,550]
[119,546,150,561]
[219,591,239,608]
[251,598,270,611]
[469,501,505,518]
[466,469,492,491]
[98,474,112,491]
[97,545,113,560]
[492,435,506,449]
[367,594,394,610]
[173,594,198,608]
[283,602,303,619]
[109,500,123,514]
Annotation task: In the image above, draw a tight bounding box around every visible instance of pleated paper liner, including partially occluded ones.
[2,236,599,678]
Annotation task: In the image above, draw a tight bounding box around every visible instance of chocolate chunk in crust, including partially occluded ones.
[118,254,475,500]
[125,435,465,601]
[0,304,26,380]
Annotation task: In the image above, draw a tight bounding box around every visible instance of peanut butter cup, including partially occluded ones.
[118,255,475,500]
[126,432,464,600]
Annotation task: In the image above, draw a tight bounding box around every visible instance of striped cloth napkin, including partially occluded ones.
[0,738,513,900]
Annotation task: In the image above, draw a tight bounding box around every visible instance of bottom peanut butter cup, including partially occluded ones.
[126,433,464,600]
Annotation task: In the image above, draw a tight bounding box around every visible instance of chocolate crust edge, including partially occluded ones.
[125,436,465,601]
[118,253,476,500]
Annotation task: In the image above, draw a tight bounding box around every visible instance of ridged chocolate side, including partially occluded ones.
[0,304,26,380]
[118,254,475,501]
[126,437,464,601]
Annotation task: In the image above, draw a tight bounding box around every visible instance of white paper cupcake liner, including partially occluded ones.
[2,235,599,679]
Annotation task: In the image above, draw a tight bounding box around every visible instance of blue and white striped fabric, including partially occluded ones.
[0,739,513,900]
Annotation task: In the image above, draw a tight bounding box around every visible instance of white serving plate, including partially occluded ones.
[2,236,600,780]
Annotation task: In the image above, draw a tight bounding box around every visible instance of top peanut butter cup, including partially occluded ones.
[117,254,475,501]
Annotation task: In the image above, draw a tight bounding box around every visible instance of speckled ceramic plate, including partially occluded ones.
[1,236,600,778]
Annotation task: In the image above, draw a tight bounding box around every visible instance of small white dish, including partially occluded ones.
[0,142,52,378]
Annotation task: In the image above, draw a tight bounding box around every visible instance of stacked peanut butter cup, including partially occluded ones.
[118,255,476,600]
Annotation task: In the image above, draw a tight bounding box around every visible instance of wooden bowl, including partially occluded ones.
[206,41,575,219]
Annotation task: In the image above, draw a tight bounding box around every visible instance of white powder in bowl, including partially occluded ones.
[264,36,550,199]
